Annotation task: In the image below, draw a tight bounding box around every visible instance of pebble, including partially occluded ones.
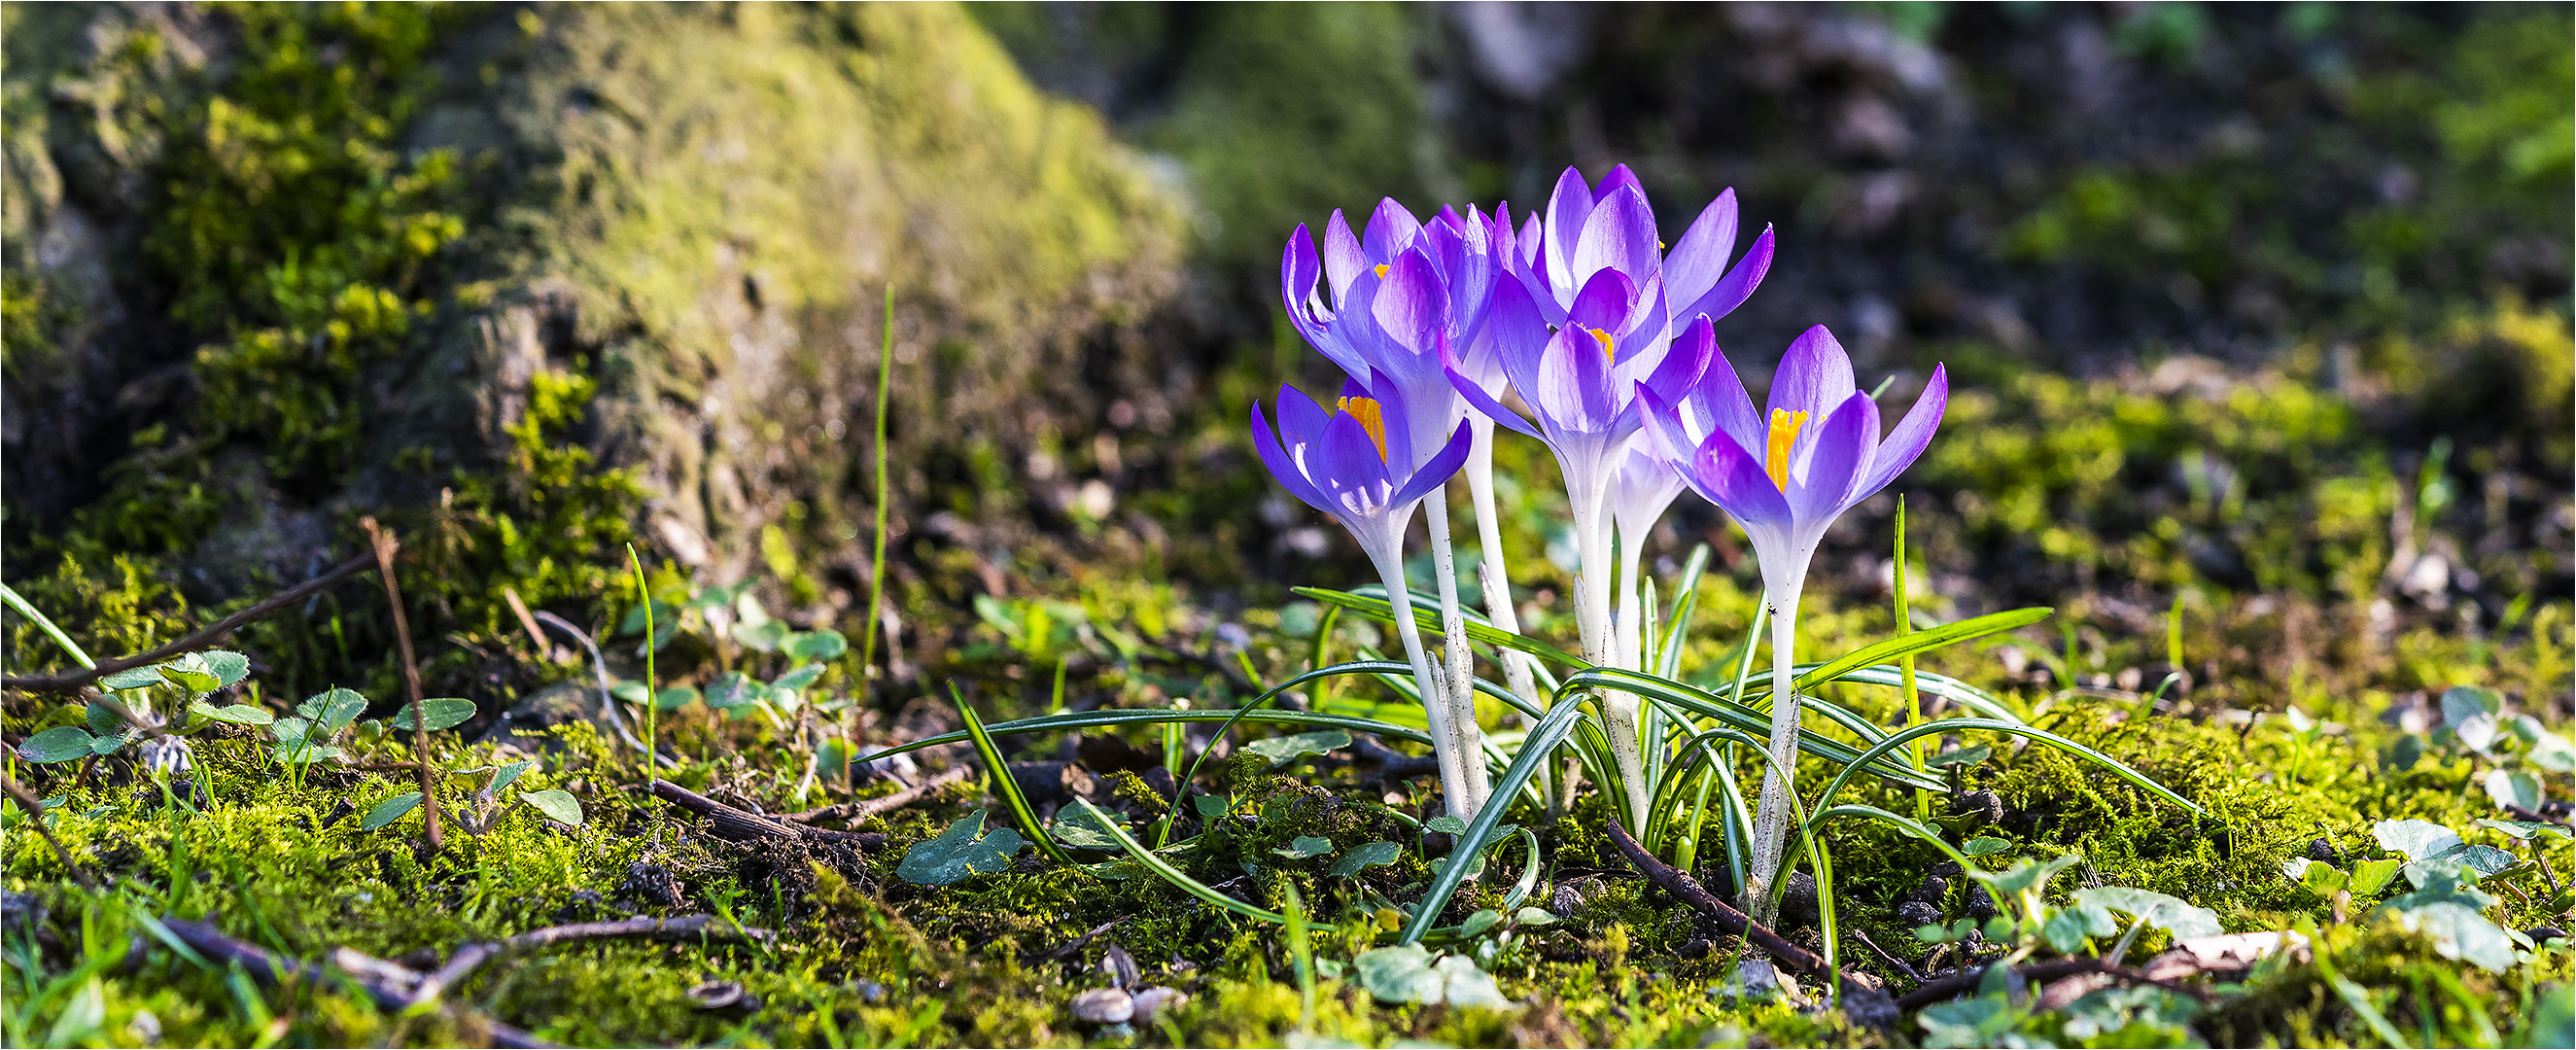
[1129,986,1187,1023]
[1070,988,1133,1024]
[1895,899,1942,929]
[2305,838,2340,863]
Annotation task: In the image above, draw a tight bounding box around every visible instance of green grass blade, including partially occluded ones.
[1569,668,1941,790]
[1398,697,1591,945]
[1790,607,2053,692]
[1295,586,1585,669]
[1806,718,2205,824]
[949,683,1079,868]
[0,583,95,671]
[1654,545,1713,680]
[1072,798,1285,924]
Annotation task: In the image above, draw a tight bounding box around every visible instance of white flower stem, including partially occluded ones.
[1464,432,1551,804]
[1368,544,1477,822]
[1421,492,1491,818]
[1746,584,1804,923]
[1574,490,1650,835]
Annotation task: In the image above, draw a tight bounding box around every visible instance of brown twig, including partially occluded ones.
[362,517,440,855]
[783,765,970,825]
[2,553,374,692]
[648,780,887,848]
[1893,955,2214,1010]
[530,610,665,767]
[1,773,96,889]
[158,917,555,1048]
[409,914,773,1009]
[1851,928,1927,984]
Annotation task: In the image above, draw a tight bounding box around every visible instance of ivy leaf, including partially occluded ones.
[1424,815,1468,835]
[1193,794,1232,818]
[158,652,221,693]
[2282,858,2350,896]
[1927,745,1992,769]
[2373,819,2465,862]
[97,667,164,691]
[2442,686,2501,752]
[737,619,790,653]
[1244,730,1350,768]
[2476,819,2573,842]
[2350,857,2407,896]
[2385,899,2517,973]
[296,688,367,733]
[2483,770,2543,812]
[654,685,701,712]
[704,673,761,710]
[520,789,584,826]
[202,650,251,687]
[1961,836,2013,857]
[1352,945,1509,1008]
[1328,841,1402,877]
[17,727,97,763]
[489,760,536,795]
[2071,886,2221,938]
[773,664,826,691]
[361,792,423,831]
[1050,808,1127,851]
[87,702,123,738]
[1272,835,1335,860]
[189,702,274,726]
[392,698,476,732]
[788,629,849,661]
[897,812,1024,886]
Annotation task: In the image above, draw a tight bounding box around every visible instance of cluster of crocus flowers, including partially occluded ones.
[1256,165,1947,901]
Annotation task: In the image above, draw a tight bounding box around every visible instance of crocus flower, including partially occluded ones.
[1605,435,1687,671]
[1283,198,1521,810]
[1509,165,1775,332]
[1251,372,1489,818]
[1640,324,1948,916]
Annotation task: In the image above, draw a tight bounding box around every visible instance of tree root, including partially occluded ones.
[1604,820,1896,1027]
[410,914,774,1009]
[648,779,888,848]
[783,765,969,825]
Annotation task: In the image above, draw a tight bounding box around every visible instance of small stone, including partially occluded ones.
[687,980,757,1013]
[126,1009,161,1044]
[620,861,684,908]
[855,980,888,1003]
[1910,875,1948,903]
[1722,959,1806,1005]
[1929,859,1964,879]
[1677,937,1712,960]
[1955,789,2004,826]
[1963,889,1998,921]
[2525,927,2568,944]
[1895,900,1942,929]
[1070,988,1133,1024]
[1781,872,1821,928]
[2305,838,2340,863]
[1129,986,1188,1024]
[1100,944,1140,989]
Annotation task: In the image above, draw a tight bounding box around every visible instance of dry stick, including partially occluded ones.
[1892,955,2215,1010]
[1605,819,1877,998]
[647,779,888,848]
[1,553,374,692]
[500,586,560,664]
[409,915,774,1009]
[530,610,666,768]
[158,917,556,1049]
[1850,928,1928,984]
[1,773,96,889]
[783,764,969,825]
[362,517,440,855]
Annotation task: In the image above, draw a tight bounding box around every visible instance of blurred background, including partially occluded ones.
[4,3,2568,718]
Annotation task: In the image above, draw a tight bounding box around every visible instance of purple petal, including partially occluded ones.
[1683,224,1773,324]
[1765,324,1858,420]
[1253,402,1331,515]
[1362,197,1423,262]
[1531,325,1615,434]
[1686,431,1793,532]
[1634,383,1704,467]
[1544,166,1596,304]
[1485,277,1553,402]
[1596,163,1645,202]
[1281,225,1329,338]
[1856,363,1948,499]
[1393,421,1474,506]
[1639,314,1717,408]
[1571,185,1660,288]
[1321,409,1395,511]
[1277,383,1332,452]
[1323,210,1367,310]
[1515,210,1545,272]
[1566,267,1638,337]
[1372,248,1447,358]
[1359,366,1420,472]
[1790,391,1878,524]
[1690,340,1768,458]
[1661,189,1740,313]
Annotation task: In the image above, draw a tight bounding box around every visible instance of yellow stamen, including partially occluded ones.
[1374,263,1389,279]
[1339,396,1390,462]
[1585,327,1616,363]
[1764,408,1809,491]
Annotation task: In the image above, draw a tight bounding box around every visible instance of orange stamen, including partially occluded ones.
[1339,396,1390,462]
[1764,408,1809,491]
[1585,327,1616,363]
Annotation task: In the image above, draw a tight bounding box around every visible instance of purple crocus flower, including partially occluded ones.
[1250,372,1489,818]
[1509,165,1775,332]
[1281,198,1506,460]
[1638,323,1948,915]
[1605,436,1688,669]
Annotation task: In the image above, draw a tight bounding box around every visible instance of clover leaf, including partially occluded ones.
[897,812,1024,886]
